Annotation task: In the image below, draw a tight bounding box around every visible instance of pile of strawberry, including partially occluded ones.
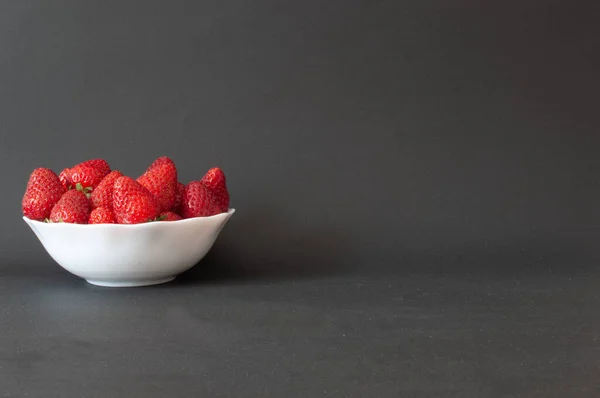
[21,156,230,224]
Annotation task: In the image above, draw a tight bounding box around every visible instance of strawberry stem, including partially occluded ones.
[75,182,93,198]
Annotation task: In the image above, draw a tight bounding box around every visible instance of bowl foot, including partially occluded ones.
[85,276,176,287]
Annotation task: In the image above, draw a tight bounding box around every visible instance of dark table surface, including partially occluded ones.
[1,256,599,398]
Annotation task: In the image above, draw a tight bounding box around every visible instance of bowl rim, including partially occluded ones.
[23,208,235,229]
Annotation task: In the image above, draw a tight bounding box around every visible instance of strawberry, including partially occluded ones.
[22,168,66,221]
[59,168,72,190]
[173,182,185,213]
[200,167,229,212]
[113,176,161,224]
[90,170,123,209]
[136,162,178,212]
[88,207,116,224]
[181,181,220,218]
[157,211,183,221]
[49,190,90,224]
[79,159,111,176]
[144,156,176,174]
[68,159,111,192]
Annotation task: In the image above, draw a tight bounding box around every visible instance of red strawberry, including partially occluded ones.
[88,207,116,224]
[200,167,229,212]
[157,211,183,221]
[173,182,185,213]
[113,176,161,224]
[90,170,123,209]
[144,156,176,174]
[49,190,90,224]
[79,159,111,176]
[22,168,66,221]
[59,168,72,190]
[136,162,178,212]
[68,159,111,192]
[181,181,220,218]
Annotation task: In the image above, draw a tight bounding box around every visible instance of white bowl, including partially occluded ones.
[23,209,235,287]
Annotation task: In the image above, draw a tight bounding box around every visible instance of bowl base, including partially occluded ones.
[85,276,176,288]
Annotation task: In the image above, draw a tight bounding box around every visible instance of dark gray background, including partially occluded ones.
[2,1,600,397]
[0,1,597,274]
[2,1,599,275]
[3,0,600,277]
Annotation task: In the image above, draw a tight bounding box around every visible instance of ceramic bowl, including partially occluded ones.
[23,209,235,287]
